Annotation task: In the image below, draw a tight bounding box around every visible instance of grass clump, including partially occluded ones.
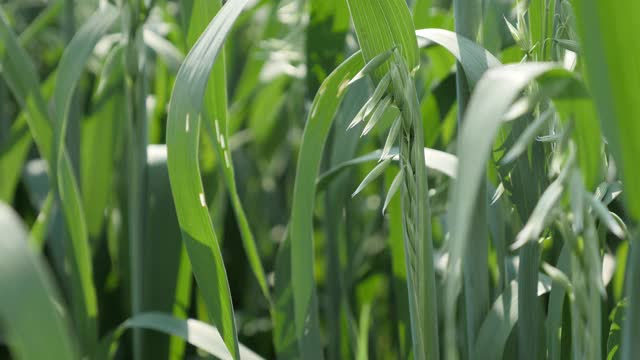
[0,0,638,359]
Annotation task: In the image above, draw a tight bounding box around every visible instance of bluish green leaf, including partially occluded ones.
[0,202,78,360]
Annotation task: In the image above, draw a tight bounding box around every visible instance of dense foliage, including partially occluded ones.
[0,0,638,359]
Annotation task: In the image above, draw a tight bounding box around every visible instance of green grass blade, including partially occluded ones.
[187,0,270,303]
[473,277,553,358]
[472,281,518,360]
[387,172,412,359]
[51,3,119,350]
[452,2,487,352]
[166,0,250,358]
[0,202,78,360]
[17,0,63,47]
[105,313,264,360]
[546,245,571,360]
[0,63,58,203]
[415,28,501,85]
[355,304,372,360]
[0,7,99,353]
[0,113,31,203]
[572,0,640,220]
[323,77,369,360]
[273,235,300,359]
[51,4,118,192]
[444,63,583,358]
[29,191,55,251]
[572,3,640,357]
[415,26,499,360]
[289,52,364,359]
[0,8,52,155]
[81,87,121,239]
[95,42,124,97]
[553,98,603,191]
[345,0,419,82]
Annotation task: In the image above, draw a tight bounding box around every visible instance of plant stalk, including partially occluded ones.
[123,4,148,358]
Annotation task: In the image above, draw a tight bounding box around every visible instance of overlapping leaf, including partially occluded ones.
[166,0,250,358]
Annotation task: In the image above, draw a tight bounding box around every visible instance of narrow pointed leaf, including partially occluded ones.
[189,0,271,305]
[116,313,264,360]
[166,0,251,358]
[289,52,364,359]
[0,202,78,360]
[0,7,100,353]
[445,63,585,355]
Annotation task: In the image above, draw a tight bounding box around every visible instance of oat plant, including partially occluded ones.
[346,1,439,358]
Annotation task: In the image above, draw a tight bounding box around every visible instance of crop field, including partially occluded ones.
[0,0,638,359]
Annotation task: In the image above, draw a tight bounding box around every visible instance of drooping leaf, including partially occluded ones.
[105,313,264,360]
[416,28,501,86]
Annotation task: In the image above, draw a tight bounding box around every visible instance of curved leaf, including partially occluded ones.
[444,63,586,354]
[52,4,120,350]
[416,28,501,86]
[189,0,270,303]
[289,52,364,359]
[574,4,640,356]
[120,313,264,360]
[0,202,78,360]
[52,4,119,187]
[0,6,101,352]
[166,0,250,358]
[473,277,553,359]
